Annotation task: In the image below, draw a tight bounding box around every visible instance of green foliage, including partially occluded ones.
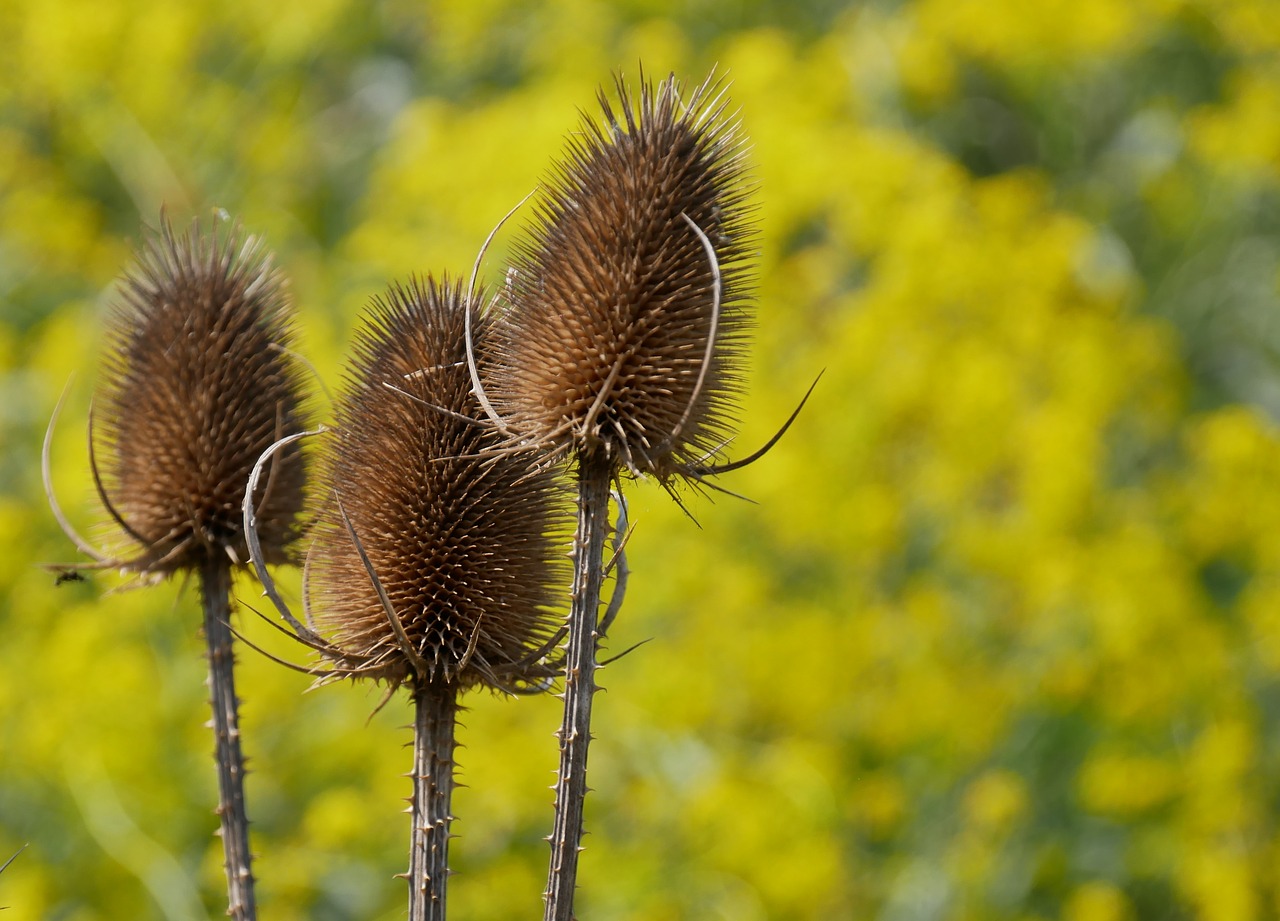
[4,1,1280,919]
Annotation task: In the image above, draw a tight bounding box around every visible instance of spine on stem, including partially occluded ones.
[544,453,612,921]
[409,680,459,921]
[201,558,257,921]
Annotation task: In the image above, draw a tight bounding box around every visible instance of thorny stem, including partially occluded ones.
[544,452,612,921]
[200,557,257,921]
[409,679,458,921]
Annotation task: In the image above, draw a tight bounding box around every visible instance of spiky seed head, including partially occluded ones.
[307,276,566,691]
[95,215,310,573]
[487,70,756,481]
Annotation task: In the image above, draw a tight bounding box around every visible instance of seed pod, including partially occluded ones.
[306,275,565,692]
[487,71,756,481]
[95,216,310,573]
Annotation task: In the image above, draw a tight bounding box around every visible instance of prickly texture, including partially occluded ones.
[97,216,309,573]
[543,453,611,921]
[200,558,257,921]
[307,276,565,691]
[488,71,756,480]
[408,679,457,921]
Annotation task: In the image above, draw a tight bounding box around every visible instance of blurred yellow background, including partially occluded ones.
[4,0,1280,918]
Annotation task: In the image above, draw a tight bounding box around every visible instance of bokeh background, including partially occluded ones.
[4,0,1280,918]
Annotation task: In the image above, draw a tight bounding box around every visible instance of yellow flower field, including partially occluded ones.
[2,1,1279,918]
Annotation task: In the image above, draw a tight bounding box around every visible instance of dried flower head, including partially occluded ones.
[303,276,565,692]
[485,70,756,482]
[87,215,309,574]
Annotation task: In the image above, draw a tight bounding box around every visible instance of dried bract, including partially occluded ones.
[487,71,756,482]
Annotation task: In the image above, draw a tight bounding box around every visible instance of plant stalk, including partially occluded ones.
[544,452,612,921]
[409,678,458,921]
[200,557,257,921]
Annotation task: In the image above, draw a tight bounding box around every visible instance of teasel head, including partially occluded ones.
[46,213,311,576]
[256,275,566,694]
[482,70,757,486]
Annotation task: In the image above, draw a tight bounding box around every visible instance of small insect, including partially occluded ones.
[54,570,85,586]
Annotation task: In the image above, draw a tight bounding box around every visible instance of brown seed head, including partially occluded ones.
[487,70,757,481]
[307,276,566,691]
[95,215,310,573]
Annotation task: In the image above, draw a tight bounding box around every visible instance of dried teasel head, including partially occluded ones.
[302,276,566,692]
[77,214,310,574]
[484,70,756,483]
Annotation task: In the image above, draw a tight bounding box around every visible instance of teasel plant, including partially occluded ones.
[472,70,814,921]
[42,214,313,921]
[242,275,567,921]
